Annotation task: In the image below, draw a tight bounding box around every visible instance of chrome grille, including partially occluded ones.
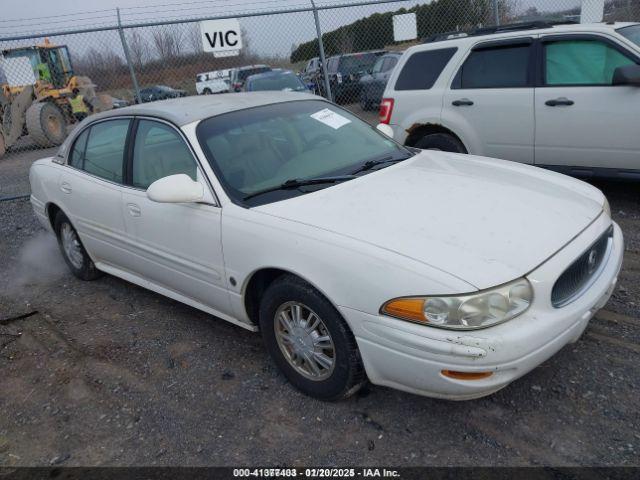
[551,226,613,308]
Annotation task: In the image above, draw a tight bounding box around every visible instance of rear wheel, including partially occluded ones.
[203,88,212,95]
[259,275,365,401]
[26,102,67,148]
[54,211,102,281]
[359,90,372,111]
[415,133,466,153]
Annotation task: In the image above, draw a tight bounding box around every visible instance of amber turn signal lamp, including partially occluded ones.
[441,370,494,380]
[381,298,426,322]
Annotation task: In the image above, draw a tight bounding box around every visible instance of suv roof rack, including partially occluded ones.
[422,20,579,43]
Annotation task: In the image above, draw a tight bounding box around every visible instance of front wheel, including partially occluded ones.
[259,275,365,401]
[415,133,466,153]
[54,211,102,281]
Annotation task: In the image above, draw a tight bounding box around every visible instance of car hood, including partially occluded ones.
[254,152,605,290]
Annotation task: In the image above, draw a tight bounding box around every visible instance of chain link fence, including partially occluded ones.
[1,0,639,165]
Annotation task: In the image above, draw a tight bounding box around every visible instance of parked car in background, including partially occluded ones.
[30,93,622,401]
[111,97,129,109]
[300,56,322,92]
[137,85,187,103]
[229,65,271,92]
[196,69,231,95]
[380,21,640,179]
[323,51,386,103]
[358,51,402,111]
[244,69,309,92]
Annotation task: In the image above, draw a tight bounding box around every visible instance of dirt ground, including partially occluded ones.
[1,118,639,467]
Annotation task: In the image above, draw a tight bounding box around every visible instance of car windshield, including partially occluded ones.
[249,73,306,91]
[340,53,380,74]
[196,100,410,206]
[618,24,640,47]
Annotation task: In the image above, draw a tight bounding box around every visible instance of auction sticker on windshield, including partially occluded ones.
[310,108,351,129]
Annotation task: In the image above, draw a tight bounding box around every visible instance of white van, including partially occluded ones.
[195,69,231,95]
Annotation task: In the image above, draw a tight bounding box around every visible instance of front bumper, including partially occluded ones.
[340,217,623,400]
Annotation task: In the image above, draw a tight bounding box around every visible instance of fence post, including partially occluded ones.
[493,0,500,26]
[116,8,142,104]
[310,0,332,101]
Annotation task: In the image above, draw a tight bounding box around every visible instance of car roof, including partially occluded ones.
[86,92,321,127]
[414,22,638,51]
[248,70,295,80]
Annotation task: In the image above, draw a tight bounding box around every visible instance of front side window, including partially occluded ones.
[544,39,636,86]
[458,44,531,89]
[372,57,385,74]
[196,100,409,206]
[395,48,457,90]
[83,119,129,182]
[132,120,196,189]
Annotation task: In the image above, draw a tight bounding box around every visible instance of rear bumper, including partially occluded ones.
[339,218,623,400]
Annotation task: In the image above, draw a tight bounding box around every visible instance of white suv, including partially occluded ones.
[380,22,640,179]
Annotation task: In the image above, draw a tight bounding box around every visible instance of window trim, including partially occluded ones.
[451,38,535,90]
[538,33,640,88]
[64,116,134,187]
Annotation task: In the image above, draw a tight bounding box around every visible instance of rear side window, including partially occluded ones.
[83,119,129,183]
[456,44,531,89]
[544,39,636,86]
[69,129,89,169]
[395,48,457,90]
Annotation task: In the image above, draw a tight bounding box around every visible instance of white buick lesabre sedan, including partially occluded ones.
[29,93,623,401]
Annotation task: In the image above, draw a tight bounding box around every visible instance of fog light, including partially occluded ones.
[441,370,494,380]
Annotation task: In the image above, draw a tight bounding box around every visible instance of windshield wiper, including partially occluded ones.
[243,175,356,201]
[350,154,410,175]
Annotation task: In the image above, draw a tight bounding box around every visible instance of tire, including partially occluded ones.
[53,211,102,281]
[415,133,466,153]
[259,275,366,401]
[26,102,67,148]
[0,131,5,158]
[202,88,212,95]
[359,90,372,111]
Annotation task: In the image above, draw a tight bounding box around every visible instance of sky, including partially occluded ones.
[0,0,582,59]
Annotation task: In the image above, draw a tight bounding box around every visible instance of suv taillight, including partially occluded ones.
[379,98,394,124]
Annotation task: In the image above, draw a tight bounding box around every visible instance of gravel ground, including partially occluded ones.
[0,136,639,467]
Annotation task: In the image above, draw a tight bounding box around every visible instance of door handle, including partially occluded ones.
[452,98,474,106]
[127,203,141,217]
[545,97,574,107]
[60,182,72,194]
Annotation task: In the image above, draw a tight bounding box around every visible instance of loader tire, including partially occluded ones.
[26,102,67,148]
[0,131,5,158]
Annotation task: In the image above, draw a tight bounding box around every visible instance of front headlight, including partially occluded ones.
[380,278,533,330]
[603,197,611,218]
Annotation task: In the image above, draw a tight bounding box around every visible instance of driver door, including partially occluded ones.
[120,118,232,316]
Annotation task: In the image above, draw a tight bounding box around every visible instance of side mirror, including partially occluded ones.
[613,64,640,86]
[147,174,204,203]
[376,123,394,138]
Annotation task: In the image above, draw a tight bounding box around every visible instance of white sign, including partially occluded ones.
[393,13,417,42]
[200,18,242,55]
[1,57,36,87]
[310,109,351,130]
[581,0,604,23]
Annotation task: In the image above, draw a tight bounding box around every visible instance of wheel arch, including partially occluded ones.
[46,202,64,231]
[242,267,340,328]
[404,122,468,153]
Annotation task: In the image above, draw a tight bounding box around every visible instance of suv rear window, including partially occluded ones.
[395,48,457,90]
[455,44,531,89]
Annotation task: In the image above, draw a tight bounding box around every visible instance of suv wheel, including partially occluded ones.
[54,211,102,281]
[359,91,372,111]
[415,133,466,153]
[259,275,365,401]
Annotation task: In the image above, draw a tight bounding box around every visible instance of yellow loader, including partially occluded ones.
[0,39,111,157]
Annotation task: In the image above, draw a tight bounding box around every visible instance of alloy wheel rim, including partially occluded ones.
[274,301,335,381]
[61,223,84,269]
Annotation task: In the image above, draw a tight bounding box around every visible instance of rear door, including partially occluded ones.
[120,118,232,315]
[58,118,132,267]
[534,34,640,172]
[442,38,536,163]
